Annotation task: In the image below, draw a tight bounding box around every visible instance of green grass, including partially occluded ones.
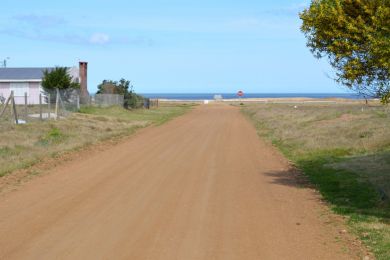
[79,103,193,125]
[37,127,67,146]
[0,104,194,178]
[242,103,390,259]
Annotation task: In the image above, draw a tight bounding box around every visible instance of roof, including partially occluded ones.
[0,68,54,81]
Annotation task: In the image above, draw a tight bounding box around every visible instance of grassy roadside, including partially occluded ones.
[242,103,390,259]
[0,103,194,178]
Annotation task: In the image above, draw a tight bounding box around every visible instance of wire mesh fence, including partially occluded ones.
[0,89,80,124]
[144,98,159,109]
[0,90,159,125]
[92,94,124,107]
[124,98,159,109]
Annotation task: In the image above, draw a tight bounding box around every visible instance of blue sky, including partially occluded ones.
[0,0,346,94]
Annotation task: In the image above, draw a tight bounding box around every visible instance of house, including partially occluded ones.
[0,62,88,104]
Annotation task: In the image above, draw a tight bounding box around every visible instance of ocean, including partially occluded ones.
[141,93,363,100]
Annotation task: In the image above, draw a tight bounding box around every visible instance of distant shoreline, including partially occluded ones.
[142,93,366,101]
[158,97,378,104]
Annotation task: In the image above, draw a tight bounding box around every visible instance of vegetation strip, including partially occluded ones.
[242,103,390,260]
[0,104,194,178]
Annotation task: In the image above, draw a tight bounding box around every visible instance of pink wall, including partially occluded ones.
[27,82,41,105]
[0,82,42,105]
[0,82,11,100]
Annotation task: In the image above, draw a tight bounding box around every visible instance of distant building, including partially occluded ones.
[0,62,88,104]
[214,94,223,101]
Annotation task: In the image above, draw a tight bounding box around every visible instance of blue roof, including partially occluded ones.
[0,68,54,80]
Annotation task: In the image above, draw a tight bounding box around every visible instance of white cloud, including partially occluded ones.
[89,33,110,44]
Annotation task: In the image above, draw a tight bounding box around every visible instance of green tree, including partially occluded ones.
[300,0,390,103]
[41,67,79,91]
[97,79,131,95]
[96,79,145,108]
[97,80,118,94]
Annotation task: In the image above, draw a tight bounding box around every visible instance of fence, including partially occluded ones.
[92,94,124,107]
[144,99,159,109]
[89,95,159,109]
[125,98,159,109]
[0,89,79,124]
[0,90,159,125]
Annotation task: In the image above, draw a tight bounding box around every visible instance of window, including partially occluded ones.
[10,82,29,97]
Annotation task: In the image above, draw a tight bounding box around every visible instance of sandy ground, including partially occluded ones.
[0,104,360,259]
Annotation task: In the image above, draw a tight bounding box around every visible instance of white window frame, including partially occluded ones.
[10,82,29,97]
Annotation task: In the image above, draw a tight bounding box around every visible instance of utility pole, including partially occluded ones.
[2,57,10,68]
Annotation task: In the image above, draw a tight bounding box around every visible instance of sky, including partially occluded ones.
[0,0,348,94]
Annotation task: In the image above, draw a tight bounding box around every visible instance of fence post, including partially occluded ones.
[39,93,43,121]
[24,92,28,122]
[77,95,80,110]
[48,94,51,120]
[55,89,59,120]
[0,92,12,118]
[9,92,13,121]
[11,91,18,124]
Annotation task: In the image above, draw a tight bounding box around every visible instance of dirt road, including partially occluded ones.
[0,105,354,259]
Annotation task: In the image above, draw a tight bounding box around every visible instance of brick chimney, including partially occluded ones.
[79,61,89,100]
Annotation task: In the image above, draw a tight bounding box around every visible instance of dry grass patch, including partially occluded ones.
[243,102,390,259]
[244,103,390,154]
[0,104,193,178]
[0,114,145,177]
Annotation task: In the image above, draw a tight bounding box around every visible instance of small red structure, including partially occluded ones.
[237,90,244,97]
